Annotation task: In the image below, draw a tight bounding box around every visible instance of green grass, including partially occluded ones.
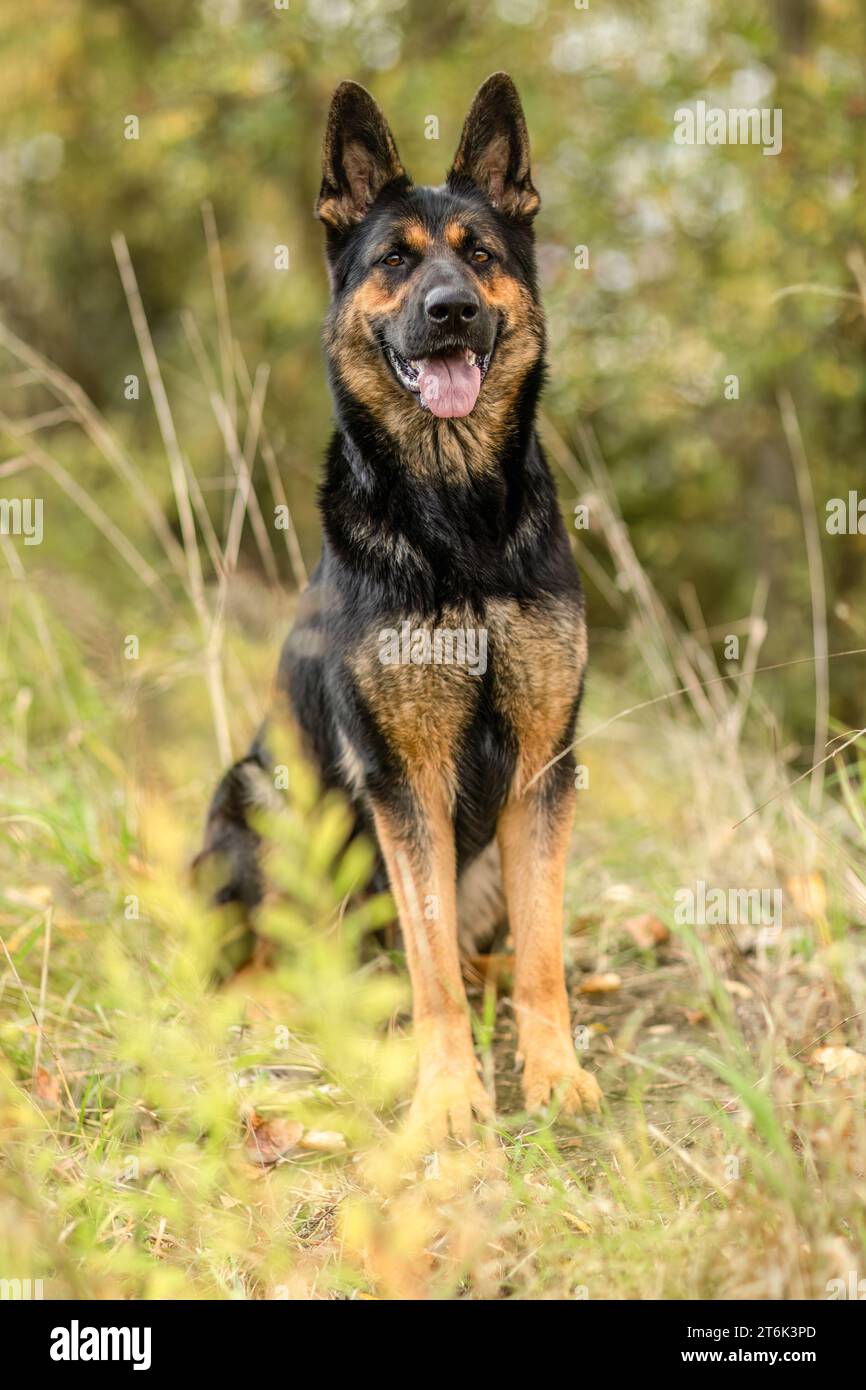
[2,577,866,1299]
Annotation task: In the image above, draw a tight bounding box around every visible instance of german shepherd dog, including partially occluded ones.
[197,73,602,1141]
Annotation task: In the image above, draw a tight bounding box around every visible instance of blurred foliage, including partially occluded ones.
[3,628,866,1298]
[1,0,866,739]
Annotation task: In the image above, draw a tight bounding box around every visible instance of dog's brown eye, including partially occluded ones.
[471,247,491,264]
[382,252,404,267]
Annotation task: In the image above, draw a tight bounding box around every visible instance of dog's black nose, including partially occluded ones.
[424,285,479,330]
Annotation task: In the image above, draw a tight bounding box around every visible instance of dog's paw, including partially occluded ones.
[520,1036,602,1116]
[407,1054,494,1146]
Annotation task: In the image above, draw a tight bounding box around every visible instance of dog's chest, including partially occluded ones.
[485,597,586,787]
[351,596,585,789]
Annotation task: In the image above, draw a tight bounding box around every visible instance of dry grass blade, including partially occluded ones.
[769,283,861,305]
[235,343,308,590]
[0,415,168,597]
[779,389,828,815]
[112,231,232,763]
[547,414,720,728]
[31,903,52,1091]
[112,233,206,610]
[731,726,866,830]
[0,317,189,585]
[845,247,866,319]
[181,310,278,584]
[1,929,77,1117]
[0,534,78,723]
[201,201,238,530]
[527,646,866,792]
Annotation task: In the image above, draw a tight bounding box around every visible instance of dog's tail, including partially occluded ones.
[191,750,273,908]
[194,742,506,968]
[457,841,507,955]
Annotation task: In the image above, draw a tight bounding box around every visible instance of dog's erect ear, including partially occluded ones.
[447,73,540,221]
[316,81,406,233]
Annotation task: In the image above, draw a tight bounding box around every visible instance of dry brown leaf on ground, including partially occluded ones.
[4,922,33,951]
[579,972,622,994]
[810,1046,866,1080]
[299,1130,347,1153]
[786,873,827,921]
[126,854,155,879]
[723,979,753,999]
[681,1007,708,1026]
[6,884,53,908]
[34,1067,61,1106]
[244,1115,304,1166]
[623,913,669,949]
[571,913,603,934]
[465,953,514,988]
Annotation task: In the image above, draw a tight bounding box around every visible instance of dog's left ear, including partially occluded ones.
[447,73,540,221]
[316,81,407,234]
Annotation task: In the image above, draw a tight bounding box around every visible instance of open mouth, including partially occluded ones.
[385,344,492,419]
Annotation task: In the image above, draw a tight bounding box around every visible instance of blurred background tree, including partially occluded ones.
[1,0,865,741]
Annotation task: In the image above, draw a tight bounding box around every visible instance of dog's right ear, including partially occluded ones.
[316,82,407,234]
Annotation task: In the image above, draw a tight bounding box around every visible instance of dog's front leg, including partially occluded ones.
[498,780,602,1115]
[371,783,492,1142]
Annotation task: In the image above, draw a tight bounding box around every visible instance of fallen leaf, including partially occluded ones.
[299,1130,347,1153]
[810,1046,866,1080]
[6,885,53,908]
[244,1117,304,1166]
[34,1067,60,1105]
[126,854,154,879]
[562,1210,592,1234]
[571,913,602,933]
[5,923,31,952]
[579,972,622,994]
[723,979,753,999]
[623,913,669,949]
[603,884,635,905]
[465,953,513,988]
[681,1007,708,1026]
[786,873,826,921]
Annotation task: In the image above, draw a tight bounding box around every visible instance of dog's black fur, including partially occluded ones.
[197,73,584,956]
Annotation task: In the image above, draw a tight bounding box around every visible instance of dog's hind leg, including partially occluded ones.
[497,779,602,1115]
[371,783,494,1142]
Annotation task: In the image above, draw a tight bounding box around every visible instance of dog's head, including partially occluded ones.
[317,74,544,442]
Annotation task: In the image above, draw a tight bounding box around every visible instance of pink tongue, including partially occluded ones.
[418,352,482,418]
